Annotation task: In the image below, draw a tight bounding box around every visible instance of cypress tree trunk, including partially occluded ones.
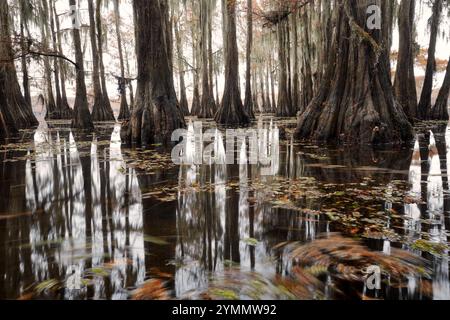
[124,45,135,111]
[295,0,413,145]
[88,0,112,122]
[430,58,450,120]
[215,0,249,125]
[243,0,255,120]
[418,0,443,119]
[114,0,130,121]
[0,0,38,139]
[276,20,292,117]
[49,0,64,118]
[41,0,58,120]
[394,0,417,121]
[207,4,217,115]
[190,6,200,116]
[198,0,214,118]
[269,52,277,112]
[265,64,272,113]
[122,0,185,146]
[174,15,189,116]
[19,21,32,107]
[95,0,115,121]
[292,10,300,113]
[300,9,314,112]
[53,0,72,117]
[69,0,94,130]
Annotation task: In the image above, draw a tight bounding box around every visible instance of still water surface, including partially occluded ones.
[0,118,449,300]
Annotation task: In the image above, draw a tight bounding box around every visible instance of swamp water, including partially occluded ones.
[0,117,449,300]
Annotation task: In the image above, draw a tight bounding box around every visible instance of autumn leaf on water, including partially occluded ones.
[132,279,171,300]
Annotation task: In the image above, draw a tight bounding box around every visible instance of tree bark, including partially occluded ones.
[122,0,185,146]
[394,0,417,121]
[418,0,443,119]
[294,0,413,145]
[0,0,38,139]
[430,58,450,120]
[215,0,250,125]
[69,0,94,130]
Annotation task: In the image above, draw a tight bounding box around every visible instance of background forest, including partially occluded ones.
[1,0,449,145]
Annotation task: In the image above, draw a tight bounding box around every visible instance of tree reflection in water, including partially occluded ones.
[0,119,450,300]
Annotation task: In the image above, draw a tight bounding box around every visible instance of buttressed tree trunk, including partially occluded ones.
[394,0,417,121]
[95,0,115,121]
[0,0,38,139]
[295,0,413,145]
[215,0,250,126]
[69,0,94,130]
[430,58,450,120]
[88,0,113,122]
[418,0,443,120]
[123,0,185,146]
[244,0,255,120]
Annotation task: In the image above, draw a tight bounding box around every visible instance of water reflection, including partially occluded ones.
[1,118,450,300]
[0,124,145,299]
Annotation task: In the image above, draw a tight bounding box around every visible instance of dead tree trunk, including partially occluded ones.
[394,0,417,121]
[430,58,450,120]
[0,0,38,139]
[294,0,413,145]
[122,0,185,146]
[69,0,94,130]
[215,0,249,125]
[418,0,443,119]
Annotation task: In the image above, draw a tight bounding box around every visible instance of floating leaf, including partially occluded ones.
[144,235,169,245]
[243,238,259,247]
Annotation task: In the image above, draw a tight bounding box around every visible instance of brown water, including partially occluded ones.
[0,118,449,300]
